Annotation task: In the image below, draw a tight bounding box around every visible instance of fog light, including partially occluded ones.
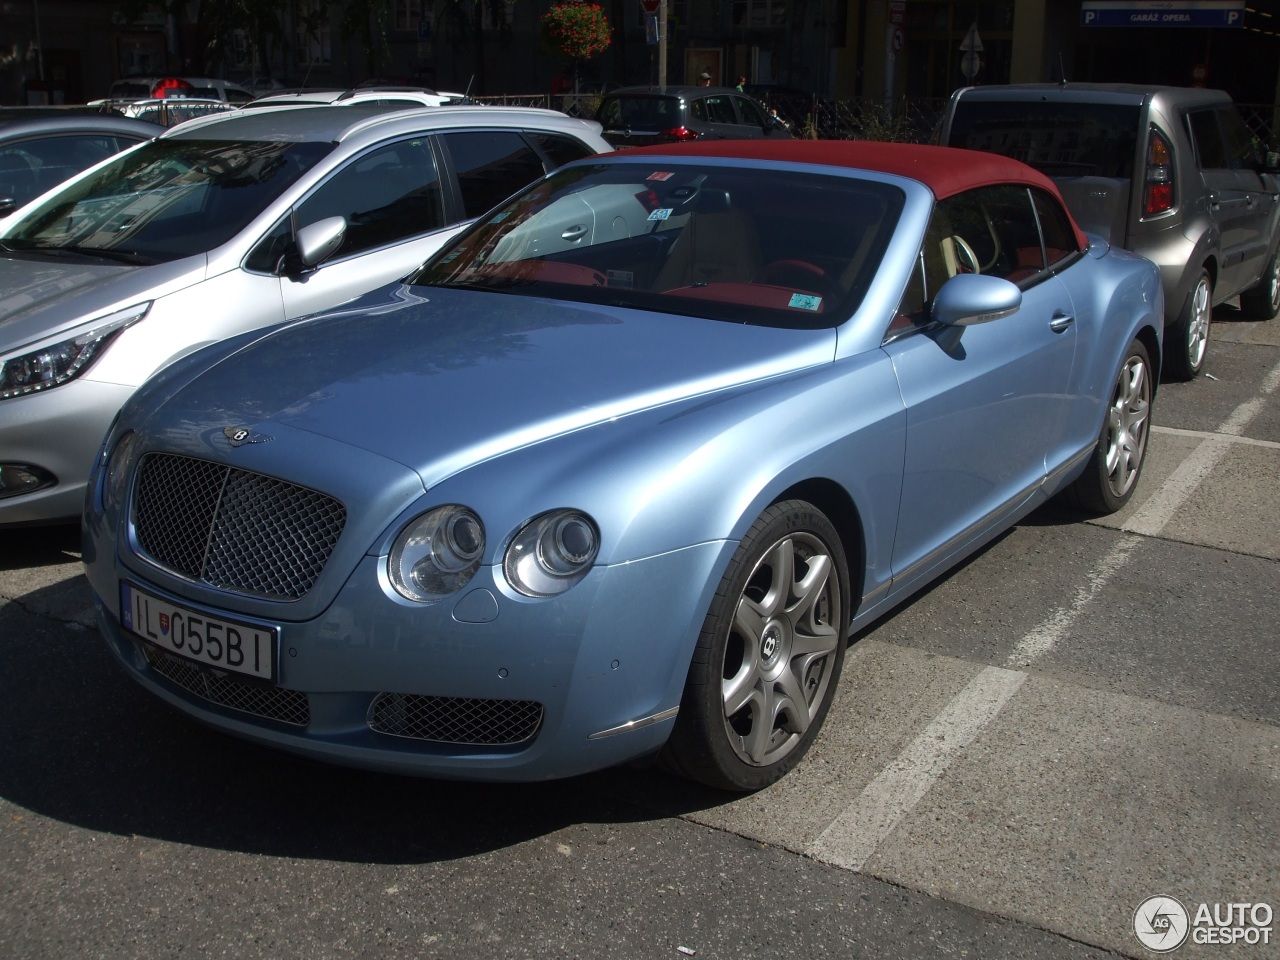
[0,463,56,499]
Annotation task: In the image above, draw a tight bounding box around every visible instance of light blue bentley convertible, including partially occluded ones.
[83,141,1163,791]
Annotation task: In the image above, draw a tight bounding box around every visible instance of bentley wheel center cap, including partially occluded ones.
[761,622,784,664]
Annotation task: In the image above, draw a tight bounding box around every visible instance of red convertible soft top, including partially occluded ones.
[617,140,1090,250]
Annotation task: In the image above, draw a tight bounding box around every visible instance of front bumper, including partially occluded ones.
[90,540,732,782]
[0,378,134,525]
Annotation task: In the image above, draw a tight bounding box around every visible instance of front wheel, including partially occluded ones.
[1239,248,1280,320]
[661,500,850,791]
[1064,338,1153,515]
[1165,269,1211,380]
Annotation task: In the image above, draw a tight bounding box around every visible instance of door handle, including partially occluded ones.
[1049,313,1074,333]
[561,224,588,241]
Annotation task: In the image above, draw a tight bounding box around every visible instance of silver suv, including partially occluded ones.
[937,84,1280,379]
[0,104,610,524]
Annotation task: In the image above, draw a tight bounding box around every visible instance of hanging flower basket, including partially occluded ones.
[540,2,613,61]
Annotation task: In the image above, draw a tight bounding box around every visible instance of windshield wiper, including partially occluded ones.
[9,244,159,266]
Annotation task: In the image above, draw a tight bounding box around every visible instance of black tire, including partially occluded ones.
[1164,269,1211,380]
[660,500,850,792]
[1064,338,1153,515]
[1239,248,1280,320]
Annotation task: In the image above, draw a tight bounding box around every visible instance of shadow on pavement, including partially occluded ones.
[0,523,81,571]
[0,565,741,864]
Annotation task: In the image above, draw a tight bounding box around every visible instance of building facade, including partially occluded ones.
[1,0,1277,111]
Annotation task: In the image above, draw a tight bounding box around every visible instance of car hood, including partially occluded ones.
[159,284,838,489]
[0,254,203,351]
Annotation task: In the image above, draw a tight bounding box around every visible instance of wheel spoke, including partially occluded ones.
[785,551,831,634]
[740,685,777,764]
[723,598,765,716]
[756,538,795,619]
[723,659,762,717]
[773,666,813,735]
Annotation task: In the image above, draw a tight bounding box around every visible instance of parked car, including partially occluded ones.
[0,104,610,524]
[594,85,792,147]
[243,87,458,110]
[0,113,161,216]
[106,76,256,104]
[115,99,238,127]
[936,83,1280,379]
[83,141,1163,791]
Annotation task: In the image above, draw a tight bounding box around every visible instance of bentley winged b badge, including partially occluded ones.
[223,426,273,447]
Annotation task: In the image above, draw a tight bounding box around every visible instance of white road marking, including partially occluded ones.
[1152,425,1280,450]
[806,357,1280,875]
[808,666,1026,871]
[1263,358,1280,395]
[1122,357,1280,535]
[1121,436,1233,537]
[1006,534,1142,667]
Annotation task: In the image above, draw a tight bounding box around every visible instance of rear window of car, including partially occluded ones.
[3,138,332,262]
[947,100,1141,178]
[596,96,680,130]
[410,161,905,330]
[439,130,547,219]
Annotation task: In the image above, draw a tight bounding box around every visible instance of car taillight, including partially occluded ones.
[661,126,700,141]
[1143,128,1175,216]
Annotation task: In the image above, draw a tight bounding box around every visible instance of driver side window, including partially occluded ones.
[295,138,445,262]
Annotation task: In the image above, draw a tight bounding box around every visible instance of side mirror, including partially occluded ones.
[0,195,17,217]
[932,273,1022,327]
[285,217,345,276]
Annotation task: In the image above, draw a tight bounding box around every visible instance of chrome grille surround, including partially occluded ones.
[369,693,544,745]
[142,643,310,727]
[132,453,346,601]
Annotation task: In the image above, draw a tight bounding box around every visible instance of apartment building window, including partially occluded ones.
[394,0,424,33]
[732,0,788,30]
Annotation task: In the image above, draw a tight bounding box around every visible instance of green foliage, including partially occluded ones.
[848,102,919,143]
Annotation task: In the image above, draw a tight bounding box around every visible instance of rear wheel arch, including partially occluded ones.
[1135,323,1162,390]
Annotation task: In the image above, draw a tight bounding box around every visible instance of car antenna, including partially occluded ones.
[1058,54,1068,86]
[464,75,475,99]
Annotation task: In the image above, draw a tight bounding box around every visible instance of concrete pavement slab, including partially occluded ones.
[859,670,1280,959]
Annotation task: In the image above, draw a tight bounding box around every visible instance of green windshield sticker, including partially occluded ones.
[647,208,673,221]
[788,293,822,311]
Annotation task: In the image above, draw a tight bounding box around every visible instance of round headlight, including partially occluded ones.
[103,430,139,513]
[504,510,600,598]
[388,505,486,603]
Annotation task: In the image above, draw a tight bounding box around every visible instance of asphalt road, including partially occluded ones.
[2,310,1277,960]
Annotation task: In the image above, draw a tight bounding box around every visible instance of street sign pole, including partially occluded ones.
[657,0,668,90]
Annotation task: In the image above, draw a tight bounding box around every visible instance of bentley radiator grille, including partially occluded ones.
[132,453,346,600]
[142,644,310,727]
[369,693,544,745]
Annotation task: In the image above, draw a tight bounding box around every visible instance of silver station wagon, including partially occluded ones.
[0,104,610,524]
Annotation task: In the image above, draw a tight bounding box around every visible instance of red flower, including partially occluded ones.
[541,2,612,60]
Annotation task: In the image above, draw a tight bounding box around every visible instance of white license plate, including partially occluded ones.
[120,582,277,681]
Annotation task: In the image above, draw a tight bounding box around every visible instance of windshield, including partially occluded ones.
[948,101,1141,178]
[410,161,904,330]
[1,137,332,263]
